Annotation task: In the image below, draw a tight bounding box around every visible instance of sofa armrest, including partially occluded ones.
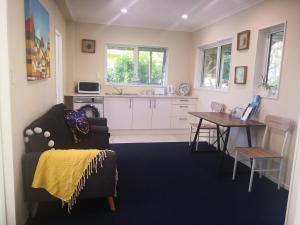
[79,131,110,149]
[88,117,107,127]
[22,152,42,201]
[90,125,109,133]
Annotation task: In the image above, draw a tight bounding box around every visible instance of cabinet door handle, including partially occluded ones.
[180,105,189,108]
[129,99,132,108]
[149,100,152,108]
[180,99,189,102]
[154,100,156,109]
[179,117,188,121]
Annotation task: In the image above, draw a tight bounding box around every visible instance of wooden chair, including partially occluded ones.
[189,102,225,150]
[232,115,293,192]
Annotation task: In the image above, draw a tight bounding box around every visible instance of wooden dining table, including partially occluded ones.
[188,112,265,171]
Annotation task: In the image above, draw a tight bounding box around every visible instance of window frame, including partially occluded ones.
[255,23,286,99]
[104,44,168,87]
[263,28,285,91]
[197,39,232,91]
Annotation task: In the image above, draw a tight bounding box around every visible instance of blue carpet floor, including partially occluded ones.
[26,142,288,225]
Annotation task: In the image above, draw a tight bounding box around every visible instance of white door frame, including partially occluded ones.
[0,125,7,225]
[0,0,16,224]
[55,30,64,104]
[285,114,300,225]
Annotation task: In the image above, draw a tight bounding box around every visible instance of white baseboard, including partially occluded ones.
[265,174,289,190]
[110,129,190,136]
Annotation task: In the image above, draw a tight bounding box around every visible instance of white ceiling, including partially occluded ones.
[64,0,263,32]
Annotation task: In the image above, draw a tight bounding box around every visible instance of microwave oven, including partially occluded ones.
[77,82,100,94]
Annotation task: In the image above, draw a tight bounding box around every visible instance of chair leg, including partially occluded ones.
[213,130,217,147]
[208,129,211,145]
[189,126,192,146]
[249,159,256,192]
[232,151,238,180]
[278,159,283,190]
[31,202,39,218]
[196,134,199,151]
[259,159,263,178]
[107,196,116,212]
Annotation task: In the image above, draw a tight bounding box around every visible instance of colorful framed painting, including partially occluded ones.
[25,0,50,81]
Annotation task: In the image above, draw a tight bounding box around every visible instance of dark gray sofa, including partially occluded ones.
[22,104,117,216]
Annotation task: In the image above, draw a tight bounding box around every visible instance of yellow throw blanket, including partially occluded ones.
[32,149,106,211]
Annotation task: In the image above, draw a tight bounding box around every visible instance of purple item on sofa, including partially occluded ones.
[65,110,90,140]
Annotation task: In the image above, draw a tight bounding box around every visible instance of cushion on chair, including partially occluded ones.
[236,147,282,158]
[191,122,217,130]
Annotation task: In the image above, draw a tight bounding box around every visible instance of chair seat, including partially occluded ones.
[236,147,282,159]
[190,123,217,129]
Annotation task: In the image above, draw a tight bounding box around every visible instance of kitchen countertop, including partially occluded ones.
[65,93,198,99]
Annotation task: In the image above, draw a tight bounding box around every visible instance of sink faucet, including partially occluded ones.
[112,86,123,95]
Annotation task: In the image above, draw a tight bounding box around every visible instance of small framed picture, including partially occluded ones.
[82,39,96,53]
[237,30,250,50]
[234,66,247,84]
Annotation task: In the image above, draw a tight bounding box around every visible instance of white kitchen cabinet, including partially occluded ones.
[171,98,197,129]
[104,96,197,130]
[104,97,132,129]
[171,115,195,129]
[132,98,152,129]
[151,98,172,129]
[171,104,195,116]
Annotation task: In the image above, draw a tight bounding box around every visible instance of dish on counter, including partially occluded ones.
[178,83,190,96]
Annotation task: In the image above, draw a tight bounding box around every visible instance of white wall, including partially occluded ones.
[66,22,193,94]
[191,0,300,187]
[7,0,67,224]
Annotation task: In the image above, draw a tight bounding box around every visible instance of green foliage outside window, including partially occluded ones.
[138,51,150,84]
[107,49,134,84]
[201,43,232,88]
[106,46,166,85]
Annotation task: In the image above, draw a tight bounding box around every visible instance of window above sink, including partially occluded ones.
[105,44,168,86]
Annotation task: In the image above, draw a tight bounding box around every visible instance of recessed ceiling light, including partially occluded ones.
[121,8,128,14]
[181,14,188,20]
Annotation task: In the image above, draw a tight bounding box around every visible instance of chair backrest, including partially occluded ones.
[210,102,225,113]
[265,115,293,132]
[262,115,293,156]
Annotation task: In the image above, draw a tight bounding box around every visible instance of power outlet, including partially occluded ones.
[96,72,100,80]
[10,69,16,85]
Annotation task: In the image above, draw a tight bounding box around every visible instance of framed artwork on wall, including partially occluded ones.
[237,30,250,50]
[25,0,50,81]
[82,39,96,53]
[234,66,247,84]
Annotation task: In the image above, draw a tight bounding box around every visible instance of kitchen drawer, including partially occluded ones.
[172,104,196,115]
[171,115,194,129]
[172,98,197,105]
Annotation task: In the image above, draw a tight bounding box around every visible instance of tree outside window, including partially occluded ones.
[200,42,232,89]
[106,45,167,85]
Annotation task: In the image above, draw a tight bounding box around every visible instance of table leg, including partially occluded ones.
[222,127,231,153]
[246,127,252,147]
[217,125,221,152]
[189,118,203,152]
[218,127,231,173]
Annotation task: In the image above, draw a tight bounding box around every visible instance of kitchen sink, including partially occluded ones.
[105,93,140,96]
